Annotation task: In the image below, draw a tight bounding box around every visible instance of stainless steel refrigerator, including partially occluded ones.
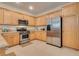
[47,16,62,48]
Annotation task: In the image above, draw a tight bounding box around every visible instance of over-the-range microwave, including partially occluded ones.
[18,19,28,26]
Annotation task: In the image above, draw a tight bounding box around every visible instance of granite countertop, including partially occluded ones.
[1,31,19,33]
[0,34,8,48]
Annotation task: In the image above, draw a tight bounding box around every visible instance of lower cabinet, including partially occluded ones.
[29,31,47,41]
[2,32,19,46]
[29,31,36,41]
[0,48,5,56]
[35,31,47,41]
[41,31,47,41]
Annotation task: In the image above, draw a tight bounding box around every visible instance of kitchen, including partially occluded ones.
[0,2,79,56]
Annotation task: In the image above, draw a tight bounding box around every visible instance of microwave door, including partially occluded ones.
[18,20,28,26]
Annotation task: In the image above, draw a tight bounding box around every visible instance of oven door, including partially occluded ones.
[22,34,28,39]
[20,34,29,41]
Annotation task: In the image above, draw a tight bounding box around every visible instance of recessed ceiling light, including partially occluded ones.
[29,6,34,10]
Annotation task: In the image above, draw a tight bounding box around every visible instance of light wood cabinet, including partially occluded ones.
[4,9,24,25]
[62,3,77,16]
[0,48,5,56]
[2,32,19,46]
[76,3,79,15]
[2,9,35,26]
[35,31,47,41]
[24,15,35,26]
[35,31,42,40]
[29,31,36,40]
[11,12,18,25]
[17,13,24,20]
[63,15,79,49]
[29,16,35,26]
[41,31,47,41]
[23,15,29,20]
[23,15,30,25]
[0,8,4,24]
[36,16,47,26]
[49,10,61,18]
[3,9,12,24]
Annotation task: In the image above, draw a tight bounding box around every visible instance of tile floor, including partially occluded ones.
[5,40,79,56]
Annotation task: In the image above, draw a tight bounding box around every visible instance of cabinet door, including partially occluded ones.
[4,9,12,24]
[7,35,14,46]
[41,31,47,41]
[24,15,30,25]
[62,3,77,16]
[29,16,35,26]
[13,33,19,45]
[7,36,13,46]
[11,12,18,25]
[36,17,47,26]
[11,13,24,25]
[2,34,13,46]
[29,31,36,40]
[36,18,41,25]
[0,48,5,56]
[41,16,47,25]
[2,33,19,46]
[63,15,79,49]
[0,8,3,24]
[35,31,42,40]
[17,13,24,20]
[76,15,79,49]
[35,31,46,41]
[76,3,79,15]
[50,10,61,18]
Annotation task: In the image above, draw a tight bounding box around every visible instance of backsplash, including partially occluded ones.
[0,25,47,32]
[36,26,47,31]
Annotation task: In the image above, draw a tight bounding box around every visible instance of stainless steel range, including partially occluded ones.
[17,28,30,44]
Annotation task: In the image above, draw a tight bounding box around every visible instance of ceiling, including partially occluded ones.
[1,2,69,16]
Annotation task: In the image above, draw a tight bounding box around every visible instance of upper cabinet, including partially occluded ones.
[11,12,19,25]
[50,10,62,18]
[4,9,12,24]
[24,15,30,25]
[28,16,35,26]
[0,8,35,26]
[36,16,47,26]
[4,9,22,25]
[13,13,24,25]
[23,15,29,20]
[76,3,79,15]
[62,3,77,16]
[0,8,4,24]
[17,13,24,20]
[3,9,26,25]
[24,15,35,26]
